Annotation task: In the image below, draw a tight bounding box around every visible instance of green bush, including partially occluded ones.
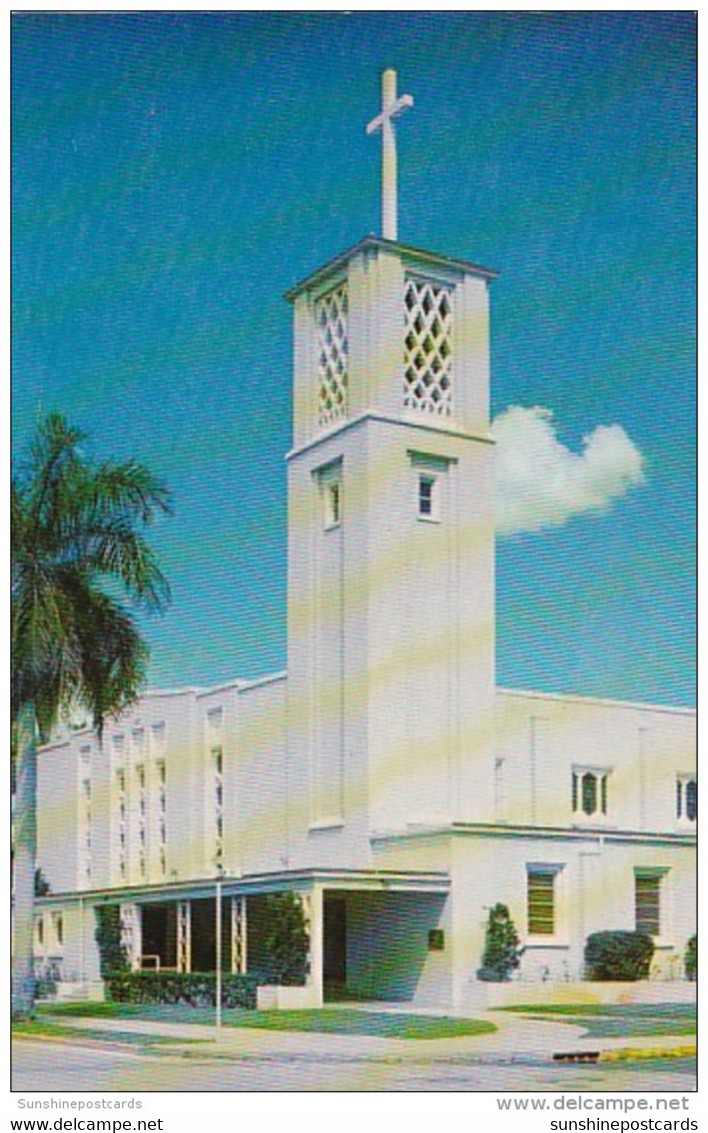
[477,904,523,982]
[584,931,654,981]
[94,906,130,979]
[259,893,310,986]
[105,971,258,1009]
[685,935,697,982]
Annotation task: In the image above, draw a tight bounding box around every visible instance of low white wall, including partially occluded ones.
[256,985,321,1010]
[55,980,105,1002]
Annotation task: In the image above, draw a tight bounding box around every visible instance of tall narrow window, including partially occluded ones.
[676,776,697,823]
[316,283,348,426]
[156,760,167,876]
[136,764,146,878]
[316,461,343,530]
[116,768,127,880]
[527,869,556,935]
[418,474,435,518]
[494,757,506,819]
[79,746,92,883]
[325,480,341,527]
[52,911,63,948]
[213,747,224,869]
[404,277,453,416]
[82,777,92,883]
[635,871,663,937]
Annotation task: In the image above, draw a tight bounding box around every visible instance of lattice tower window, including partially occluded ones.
[316,284,349,426]
[404,278,453,416]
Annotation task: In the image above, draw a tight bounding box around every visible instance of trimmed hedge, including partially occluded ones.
[584,931,654,982]
[105,971,259,1009]
[685,935,697,982]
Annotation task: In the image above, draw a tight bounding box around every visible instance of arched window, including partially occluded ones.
[572,768,610,819]
[676,776,697,823]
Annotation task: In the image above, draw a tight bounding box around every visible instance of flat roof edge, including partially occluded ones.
[285,235,498,301]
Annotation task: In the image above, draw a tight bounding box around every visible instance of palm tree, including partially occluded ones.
[11,413,171,1019]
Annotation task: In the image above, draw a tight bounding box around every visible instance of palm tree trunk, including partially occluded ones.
[12,702,37,1020]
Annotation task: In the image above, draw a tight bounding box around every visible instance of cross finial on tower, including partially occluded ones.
[366,68,413,242]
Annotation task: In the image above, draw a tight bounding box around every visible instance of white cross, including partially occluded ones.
[366,68,413,242]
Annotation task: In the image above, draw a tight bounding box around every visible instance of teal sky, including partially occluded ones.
[12,11,696,707]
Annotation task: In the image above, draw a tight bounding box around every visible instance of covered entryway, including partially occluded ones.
[118,868,450,1007]
[320,885,450,1005]
[323,896,347,999]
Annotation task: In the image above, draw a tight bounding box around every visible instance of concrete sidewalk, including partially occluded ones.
[26,1010,696,1064]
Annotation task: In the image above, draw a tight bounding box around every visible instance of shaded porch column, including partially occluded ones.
[304,886,324,1006]
[120,903,142,972]
[231,896,247,974]
[177,900,191,973]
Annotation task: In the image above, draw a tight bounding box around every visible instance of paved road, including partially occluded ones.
[11,1037,697,1093]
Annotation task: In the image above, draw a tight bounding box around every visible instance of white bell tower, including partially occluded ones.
[285,72,498,863]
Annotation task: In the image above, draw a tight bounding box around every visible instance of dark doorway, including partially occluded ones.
[190,898,231,972]
[324,896,347,999]
[141,904,177,969]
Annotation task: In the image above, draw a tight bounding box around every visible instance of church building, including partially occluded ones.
[34,72,696,1010]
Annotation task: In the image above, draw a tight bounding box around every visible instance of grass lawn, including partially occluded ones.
[39,1002,496,1041]
[498,1003,696,1039]
[13,1017,204,1047]
[221,1010,496,1040]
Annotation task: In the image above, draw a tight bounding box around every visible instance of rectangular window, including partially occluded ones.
[410,452,452,522]
[418,474,435,518]
[316,462,343,530]
[635,872,662,936]
[527,870,555,935]
[325,481,341,527]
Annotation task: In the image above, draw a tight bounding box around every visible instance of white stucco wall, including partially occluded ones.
[495,689,696,835]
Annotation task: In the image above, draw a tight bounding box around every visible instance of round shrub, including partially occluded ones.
[477,904,523,982]
[584,931,654,981]
[685,935,697,982]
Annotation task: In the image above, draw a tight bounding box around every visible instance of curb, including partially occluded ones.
[599,1044,696,1063]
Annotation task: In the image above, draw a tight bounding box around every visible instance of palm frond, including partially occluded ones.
[11,412,171,733]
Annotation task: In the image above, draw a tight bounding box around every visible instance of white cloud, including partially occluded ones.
[492,405,646,536]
